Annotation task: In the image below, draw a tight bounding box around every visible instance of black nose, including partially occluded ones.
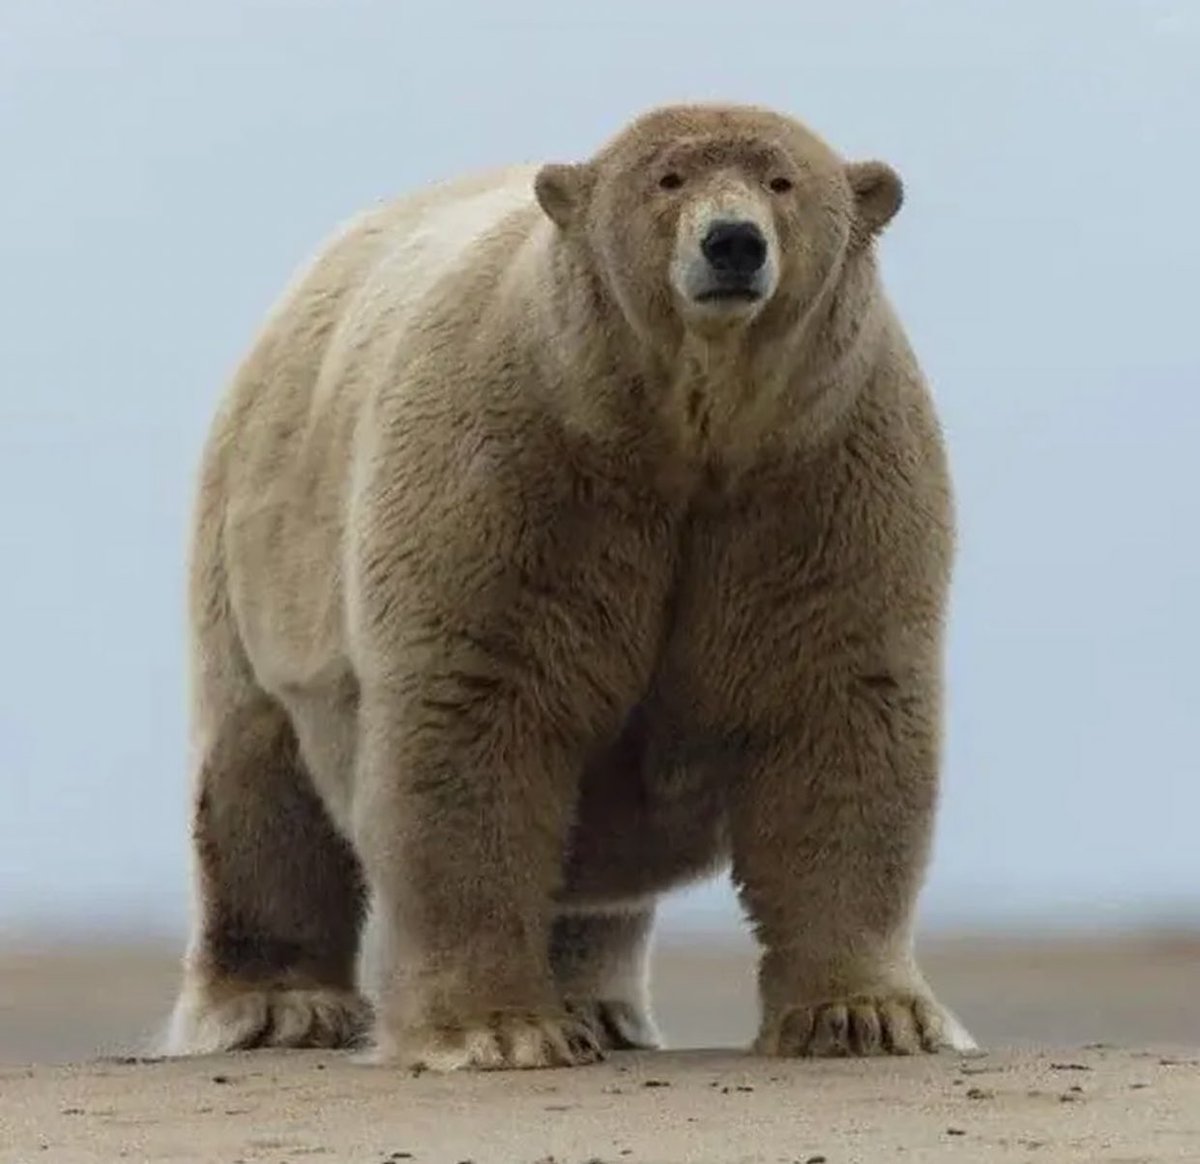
[700,220,768,276]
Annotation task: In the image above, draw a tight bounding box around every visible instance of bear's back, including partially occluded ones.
[206,165,542,695]
[224,163,540,440]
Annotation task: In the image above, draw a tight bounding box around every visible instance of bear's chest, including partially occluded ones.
[647,492,817,749]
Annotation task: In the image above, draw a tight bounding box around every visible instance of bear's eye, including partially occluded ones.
[768,176,794,194]
[658,172,684,191]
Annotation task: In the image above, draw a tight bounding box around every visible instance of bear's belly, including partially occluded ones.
[557,703,738,910]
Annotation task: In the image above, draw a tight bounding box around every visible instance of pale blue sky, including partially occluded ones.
[1,1,1197,941]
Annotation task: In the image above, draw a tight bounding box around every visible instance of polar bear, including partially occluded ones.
[164,102,976,1069]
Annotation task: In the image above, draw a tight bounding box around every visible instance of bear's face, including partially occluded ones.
[536,104,903,343]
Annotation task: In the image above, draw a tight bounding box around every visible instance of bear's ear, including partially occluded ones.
[846,160,904,240]
[535,162,592,230]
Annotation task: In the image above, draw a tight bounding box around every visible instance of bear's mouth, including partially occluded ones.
[694,287,762,303]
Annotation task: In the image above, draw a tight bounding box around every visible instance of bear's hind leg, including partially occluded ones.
[551,908,662,1051]
[163,694,370,1056]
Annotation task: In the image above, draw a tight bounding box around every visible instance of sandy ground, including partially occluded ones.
[1,931,1198,1162]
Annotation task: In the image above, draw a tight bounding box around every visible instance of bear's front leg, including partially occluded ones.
[345,418,676,1071]
[352,679,605,1071]
[729,667,977,1059]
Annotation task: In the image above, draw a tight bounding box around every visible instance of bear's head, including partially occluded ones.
[534,103,902,347]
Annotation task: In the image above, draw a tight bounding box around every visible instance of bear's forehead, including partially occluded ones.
[597,104,838,171]
[654,136,784,169]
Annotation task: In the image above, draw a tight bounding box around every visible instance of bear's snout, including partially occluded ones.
[669,187,779,322]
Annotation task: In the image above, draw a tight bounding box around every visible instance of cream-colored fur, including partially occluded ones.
[164,102,975,1069]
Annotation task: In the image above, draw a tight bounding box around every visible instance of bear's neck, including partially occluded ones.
[653,285,890,478]
[659,333,778,468]
[533,237,889,484]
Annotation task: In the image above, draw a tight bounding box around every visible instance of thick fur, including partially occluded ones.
[165,102,976,1068]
